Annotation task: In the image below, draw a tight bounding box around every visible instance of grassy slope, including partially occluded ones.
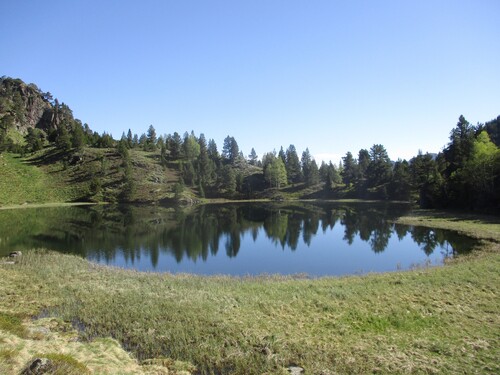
[0,147,197,206]
[1,147,342,206]
[0,213,499,374]
[0,153,67,204]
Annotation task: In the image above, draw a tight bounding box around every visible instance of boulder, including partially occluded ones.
[21,358,53,374]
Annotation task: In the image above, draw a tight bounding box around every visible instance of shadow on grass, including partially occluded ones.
[414,209,500,225]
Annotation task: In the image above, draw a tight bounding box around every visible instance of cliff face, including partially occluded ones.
[0,77,75,138]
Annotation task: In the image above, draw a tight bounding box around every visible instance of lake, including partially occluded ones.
[0,202,476,276]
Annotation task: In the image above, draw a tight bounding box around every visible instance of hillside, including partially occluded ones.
[0,76,291,205]
[1,76,498,208]
[0,146,195,205]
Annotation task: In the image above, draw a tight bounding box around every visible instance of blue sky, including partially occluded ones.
[1,0,498,163]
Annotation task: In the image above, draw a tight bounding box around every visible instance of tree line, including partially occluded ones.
[110,114,499,210]
[1,77,498,209]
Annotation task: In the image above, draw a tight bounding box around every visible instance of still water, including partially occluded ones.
[0,202,476,276]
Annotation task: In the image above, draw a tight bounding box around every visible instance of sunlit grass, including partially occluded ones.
[0,213,499,374]
[0,153,60,204]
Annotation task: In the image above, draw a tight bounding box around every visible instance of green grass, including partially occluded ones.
[0,312,28,338]
[0,147,195,205]
[0,153,65,204]
[0,212,499,374]
[395,209,500,242]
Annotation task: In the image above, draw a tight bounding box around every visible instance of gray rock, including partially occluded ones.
[21,357,53,374]
[288,366,304,375]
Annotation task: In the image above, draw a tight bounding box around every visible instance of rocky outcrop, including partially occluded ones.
[0,76,77,138]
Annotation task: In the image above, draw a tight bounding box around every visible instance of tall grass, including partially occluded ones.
[0,212,499,374]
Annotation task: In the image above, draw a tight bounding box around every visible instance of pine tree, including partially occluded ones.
[71,123,85,150]
[248,148,258,165]
[126,129,133,148]
[146,125,157,151]
[167,132,182,160]
[285,145,302,183]
[366,144,392,187]
[56,124,71,152]
[222,136,239,164]
[342,152,358,186]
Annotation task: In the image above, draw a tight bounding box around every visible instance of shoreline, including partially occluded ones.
[0,202,101,210]
[0,210,499,374]
[0,197,412,210]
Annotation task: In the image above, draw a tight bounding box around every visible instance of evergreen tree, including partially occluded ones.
[443,115,477,206]
[301,148,312,182]
[342,152,358,186]
[167,132,182,160]
[198,181,205,198]
[366,144,392,187]
[410,152,445,208]
[138,133,147,149]
[324,161,341,190]
[207,138,220,163]
[444,115,476,176]
[197,134,214,186]
[160,143,168,166]
[173,179,185,199]
[146,125,157,151]
[157,135,165,151]
[117,139,129,159]
[307,159,320,186]
[236,172,244,193]
[222,136,239,164]
[248,148,258,165]
[183,132,200,160]
[56,124,71,152]
[389,160,411,200]
[126,129,133,148]
[319,161,329,182]
[358,149,370,181]
[71,122,85,150]
[221,164,236,195]
[182,160,196,186]
[24,128,44,153]
[285,145,302,183]
[278,146,286,164]
[97,132,114,148]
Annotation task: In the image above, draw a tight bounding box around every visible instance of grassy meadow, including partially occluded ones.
[0,212,499,374]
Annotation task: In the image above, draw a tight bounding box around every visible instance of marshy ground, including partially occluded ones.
[0,211,499,374]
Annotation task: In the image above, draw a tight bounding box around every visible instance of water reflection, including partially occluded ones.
[0,203,476,275]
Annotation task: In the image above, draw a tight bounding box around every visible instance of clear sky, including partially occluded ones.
[1,0,498,163]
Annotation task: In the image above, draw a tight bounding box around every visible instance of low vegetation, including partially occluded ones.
[0,213,498,374]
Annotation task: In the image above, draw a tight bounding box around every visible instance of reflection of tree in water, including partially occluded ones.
[410,226,439,256]
[341,206,397,253]
[405,225,476,257]
[0,202,476,268]
[302,212,320,246]
[263,211,288,248]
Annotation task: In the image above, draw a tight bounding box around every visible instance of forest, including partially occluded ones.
[1,76,499,210]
